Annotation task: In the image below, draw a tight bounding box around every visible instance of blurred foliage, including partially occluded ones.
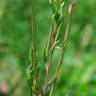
[0,0,96,96]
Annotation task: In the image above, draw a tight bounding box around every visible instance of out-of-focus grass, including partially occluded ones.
[0,0,96,95]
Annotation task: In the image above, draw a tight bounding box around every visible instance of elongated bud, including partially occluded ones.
[69,0,77,14]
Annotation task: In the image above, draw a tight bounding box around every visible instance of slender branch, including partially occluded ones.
[44,0,65,93]
[56,0,77,75]
[29,0,39,84]
[48,0,77,89]
[49,82,55,96]
[27,0,39,96]
[44,22,62,94]
[45,22,55,59]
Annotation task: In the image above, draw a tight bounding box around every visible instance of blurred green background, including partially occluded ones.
[0,0,96,96]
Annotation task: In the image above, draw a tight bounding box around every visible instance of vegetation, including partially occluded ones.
[0,0,96,96]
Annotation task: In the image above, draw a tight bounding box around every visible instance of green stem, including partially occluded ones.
[44,22,62,94]
[48,1,77,93]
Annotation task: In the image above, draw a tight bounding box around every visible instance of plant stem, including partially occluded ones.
[56,0,77,76]
[44,21,62,94]
[28,0,38,95]
[48,1,77,95]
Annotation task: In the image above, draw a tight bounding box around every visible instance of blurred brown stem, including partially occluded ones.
[48,0,77,93]
[44,21,62,94]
